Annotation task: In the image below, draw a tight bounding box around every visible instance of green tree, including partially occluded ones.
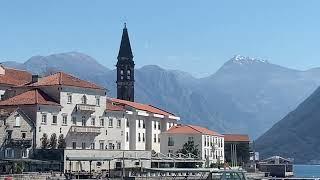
[177,140,200,156]
[49,133,57,149]
[41,133,49,149]
[58,134,66,149]
[176,140,202,168]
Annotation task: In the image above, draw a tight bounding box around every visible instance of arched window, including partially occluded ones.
[81,95,87,104]
[127,70,131,80]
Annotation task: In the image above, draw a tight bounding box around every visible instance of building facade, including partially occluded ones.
[0,108,35,159]
[0,71,179,159]
[160,124,224,166]
[223,134,250,166]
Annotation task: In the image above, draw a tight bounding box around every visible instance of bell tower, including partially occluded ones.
[116,23,135,102]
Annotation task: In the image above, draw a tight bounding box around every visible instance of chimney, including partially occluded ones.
[31,75,39,83]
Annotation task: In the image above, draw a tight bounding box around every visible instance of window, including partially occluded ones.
[15,116,20,126]
[39,127,41,132]
[138,120,141,128]
[91,118,95,126]
[52,115,57,124]
[42,114,47,124]
[62,116,67,125]
[153,134,156,143]
[188,137,194,142]
[5,148,14,158]
[143,133,145,142]
[100,118,104,127]
[117,119,121,128]
[127,70,131,80]
[60,128,62,133]
[81,142,86,149]
[22,149,28,158]
[105,130,108,135]
[67,93,72,104]
[121,131,124,136]
[154,122,156,129]
[108,118,113,127]
[90,143,95,149]
[126,120,129,127]
[138,133,141,142]
[95,96,100,106]
[100,142,104,150]
[81,116,86,126]
[158,123,161,130]
[168,137,174,146]
[143,120,145,128]
[22,132,26,139]
[81,95,87,104]
[72,117,76,125]
[108,143,113,149]
[120,70,124,80]
[117,142,121,149]
[158,137,160,143]
[126,132,129,142]
[72,142,76,149]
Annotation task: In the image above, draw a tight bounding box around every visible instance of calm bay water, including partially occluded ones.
[294,165,320,177]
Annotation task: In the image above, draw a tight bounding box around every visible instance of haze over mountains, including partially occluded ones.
[2,52,320,139]
[256,86,320,163]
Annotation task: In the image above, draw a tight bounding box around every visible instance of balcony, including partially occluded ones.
[5,138,32,148]
[76,104,95,113]
[70,126,101,134]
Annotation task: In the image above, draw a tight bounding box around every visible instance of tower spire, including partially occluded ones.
[118,23,133,60]
[116,23,135,102]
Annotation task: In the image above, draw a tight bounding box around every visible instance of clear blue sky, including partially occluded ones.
[1,0,320,77]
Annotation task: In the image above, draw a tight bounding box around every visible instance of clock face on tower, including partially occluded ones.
[116,24,135,102]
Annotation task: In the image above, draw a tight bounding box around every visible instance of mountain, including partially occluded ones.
[255,86,320,163]
[3,52,320,139]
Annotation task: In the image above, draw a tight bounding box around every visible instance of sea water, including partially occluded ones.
[294,165,320,178]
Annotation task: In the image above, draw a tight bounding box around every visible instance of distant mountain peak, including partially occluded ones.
[230,55,269,65]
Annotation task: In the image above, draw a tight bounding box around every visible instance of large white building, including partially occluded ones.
[160,124,224,166]
[0,71,179,160]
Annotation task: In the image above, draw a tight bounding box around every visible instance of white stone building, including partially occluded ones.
[0,71,179,161]
[160,124,224,166]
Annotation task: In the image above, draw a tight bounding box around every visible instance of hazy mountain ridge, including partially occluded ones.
[256,86,320,163]
[2,52,320,139]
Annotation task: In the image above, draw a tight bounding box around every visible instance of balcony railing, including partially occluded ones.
[76,104,95,112]
[5,138,32,148]
[70,126,101,134]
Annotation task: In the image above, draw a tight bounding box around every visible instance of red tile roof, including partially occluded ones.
[106,100,125,111]
[0,66,32,86]
[164,124,223,136]
[0,89,60,106]
[109,98,175,116]
[27,72,104,90]
[223,134,250,142]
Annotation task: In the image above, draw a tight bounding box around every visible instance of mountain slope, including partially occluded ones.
[256,87,320,163]
[3,53,320,139]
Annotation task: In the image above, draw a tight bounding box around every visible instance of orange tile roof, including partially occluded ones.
[109,98,176,116]
[164,124,223,136]
[27,72,104,90]
[0,67,32,86]
[106,100,125,111]
[0,89,60,106]
[223,134,250,142]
